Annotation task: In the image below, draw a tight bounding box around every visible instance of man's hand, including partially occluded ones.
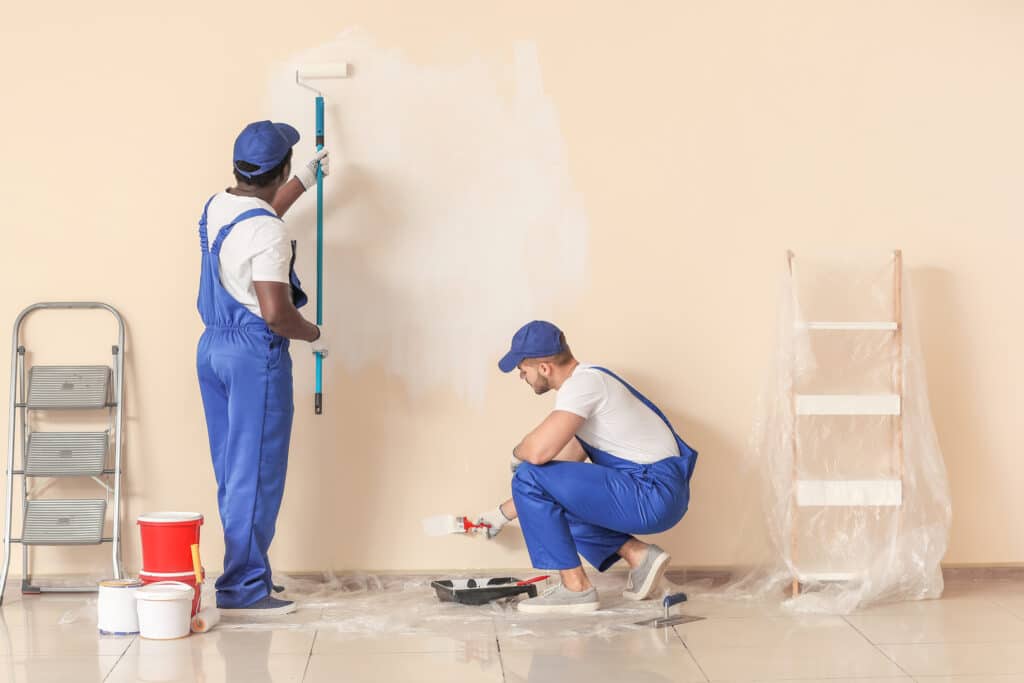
[311,327,328,357]
[476,506,511,539]
[510,454,524,474]
[296,149,330,190]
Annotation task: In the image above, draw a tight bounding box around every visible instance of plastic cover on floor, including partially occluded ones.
[726,250,952,613]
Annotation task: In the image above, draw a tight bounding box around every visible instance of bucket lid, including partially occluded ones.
[137,512,203,524]
[135,581,194,601]
[99,578,142,588]
[139,569,201,579]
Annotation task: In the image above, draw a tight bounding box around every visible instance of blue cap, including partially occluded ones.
[232,121,301,178]
[498,321,565,373]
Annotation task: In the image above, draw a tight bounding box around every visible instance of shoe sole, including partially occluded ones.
[622,549,671,601]
[219,604,297,618]
[517,601,600,615]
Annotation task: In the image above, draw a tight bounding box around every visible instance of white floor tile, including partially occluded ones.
[847,610,1024,644]
[501,649,708,682]
[675,615,867,649]
[880,642,1024,676]
[104,652,309,683]
[499,625,689,654]
[687,638,906,681]
[0,655,119,683]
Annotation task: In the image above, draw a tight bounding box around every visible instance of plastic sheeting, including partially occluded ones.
[209,571,699,639]
[729,250,952,613]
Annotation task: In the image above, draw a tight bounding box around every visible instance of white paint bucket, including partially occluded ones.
[97,578,142,635]
[135,581,194,640]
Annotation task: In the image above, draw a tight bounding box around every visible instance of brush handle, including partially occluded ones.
[516,575,550,586]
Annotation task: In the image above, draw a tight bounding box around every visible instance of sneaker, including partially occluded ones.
[272,583,285,594]
[219,596,296,618]
[622,543,670,601]
[517,584,599,614]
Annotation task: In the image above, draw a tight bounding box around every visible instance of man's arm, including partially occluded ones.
[513,410,585,466]
[553,437,587,462]
[254,281,320,341]
[271,177,306,217]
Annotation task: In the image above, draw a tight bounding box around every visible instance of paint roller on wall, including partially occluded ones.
[295,63,350,415]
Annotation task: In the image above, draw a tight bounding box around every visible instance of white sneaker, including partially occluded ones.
[517,584,599,614]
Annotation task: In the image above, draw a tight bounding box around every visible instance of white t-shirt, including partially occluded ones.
[204,192,291,317]
[555,364,680,465]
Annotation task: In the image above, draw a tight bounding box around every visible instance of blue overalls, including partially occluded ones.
[195,196,308,609]
[512,367,698,571]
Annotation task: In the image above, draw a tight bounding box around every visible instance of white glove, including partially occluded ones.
[476,506,510,540]
[311,327,328,357]
[296,149,330,190]
[510,454,524,474]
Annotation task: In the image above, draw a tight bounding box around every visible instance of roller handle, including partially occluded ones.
[190,544,203,585]
[314,95,325,415]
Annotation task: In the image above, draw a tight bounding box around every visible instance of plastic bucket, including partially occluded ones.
[137,512,203,574]
[97,578,142,635]
[140,569,203,617]
[135,581,194,640]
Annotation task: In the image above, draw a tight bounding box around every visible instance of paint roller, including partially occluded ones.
[295,63,350,415]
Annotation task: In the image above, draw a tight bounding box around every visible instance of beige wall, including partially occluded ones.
[1,1,1021,578]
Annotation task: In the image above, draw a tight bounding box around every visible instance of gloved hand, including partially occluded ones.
[510,454,524,474]
[296,149,330,191]
[476,506,510,539]
[311,327,328,357]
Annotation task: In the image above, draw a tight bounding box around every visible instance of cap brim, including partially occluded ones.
[498,351,524,373]
[273,122,301,146]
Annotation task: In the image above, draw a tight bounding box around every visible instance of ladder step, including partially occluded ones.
[797,571,859,583]
[796,394,901,416]
[796,479,903,507]
[21,499,106,545]
[797,321,899,331]
[26,432,108,477]
[27,366,111,410]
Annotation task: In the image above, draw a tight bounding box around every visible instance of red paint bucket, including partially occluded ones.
[140,570,204,617]
[137,512,203,574]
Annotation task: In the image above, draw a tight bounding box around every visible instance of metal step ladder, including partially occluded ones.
[1,303,125,603]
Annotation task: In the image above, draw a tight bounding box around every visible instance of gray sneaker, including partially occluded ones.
[517,584,599,614]
[219,596,297,618]
[623,544,671,601]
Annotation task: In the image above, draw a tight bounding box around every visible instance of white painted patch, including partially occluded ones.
[268,30,588,402]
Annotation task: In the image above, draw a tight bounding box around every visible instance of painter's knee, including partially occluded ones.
[512,461,540,491]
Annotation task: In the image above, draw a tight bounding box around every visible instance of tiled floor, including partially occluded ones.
[0,575,1023,682]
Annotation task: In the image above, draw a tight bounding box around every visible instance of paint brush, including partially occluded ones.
[421,515,491,537]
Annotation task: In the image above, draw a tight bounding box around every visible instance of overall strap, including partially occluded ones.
[591,366,679,439]
[197,194,217,252]
[210,208,280,255]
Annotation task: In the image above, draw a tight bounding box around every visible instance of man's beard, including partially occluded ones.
[532,376,551,394]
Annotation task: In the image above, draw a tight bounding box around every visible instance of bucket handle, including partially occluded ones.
[143,580,197,596]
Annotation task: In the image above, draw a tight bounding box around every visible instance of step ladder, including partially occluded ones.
[787,252,904,596]
[1,303,126,603]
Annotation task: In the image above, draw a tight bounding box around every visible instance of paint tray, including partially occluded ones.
[431,577,540,606]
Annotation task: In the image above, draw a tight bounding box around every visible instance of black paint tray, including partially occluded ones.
[431,577,541,606]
